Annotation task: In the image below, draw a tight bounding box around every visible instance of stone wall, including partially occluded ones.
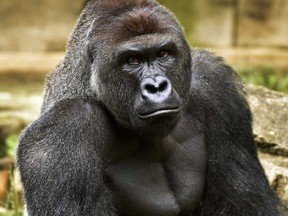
[161,0,288,47]
[0,0,84,51]
[1,0,288,51]
[239,0,288,47]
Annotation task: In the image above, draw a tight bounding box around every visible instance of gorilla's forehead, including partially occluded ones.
[93,4,181,44]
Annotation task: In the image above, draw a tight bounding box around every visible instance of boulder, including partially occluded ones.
[247,84,288,204]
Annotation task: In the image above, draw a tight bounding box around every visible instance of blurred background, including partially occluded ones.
[0,0,287,215]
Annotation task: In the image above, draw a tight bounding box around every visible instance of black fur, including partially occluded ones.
[17,0,286,215]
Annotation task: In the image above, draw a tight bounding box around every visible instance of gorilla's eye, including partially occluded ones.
[157,50,169,58]
[127,55,140,65]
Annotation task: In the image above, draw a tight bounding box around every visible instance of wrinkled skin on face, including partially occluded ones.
[92,33,191,137]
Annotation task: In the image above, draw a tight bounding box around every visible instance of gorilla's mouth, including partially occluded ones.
[136,107,181,120]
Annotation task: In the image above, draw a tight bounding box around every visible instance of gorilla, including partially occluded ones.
[17,0,286,215]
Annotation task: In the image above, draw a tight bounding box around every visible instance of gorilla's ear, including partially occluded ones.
[42,2,97,110]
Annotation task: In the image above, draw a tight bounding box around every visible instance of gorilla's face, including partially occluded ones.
[91,34,191,137]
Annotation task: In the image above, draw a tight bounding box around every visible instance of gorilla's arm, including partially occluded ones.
[191,49,281,215]
[17,99,117,216]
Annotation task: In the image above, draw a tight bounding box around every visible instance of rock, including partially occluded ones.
[259,152,288,204]
[247,84,288,156]
[247,84,288,204]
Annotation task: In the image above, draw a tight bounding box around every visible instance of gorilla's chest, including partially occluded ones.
[106,133,206,216]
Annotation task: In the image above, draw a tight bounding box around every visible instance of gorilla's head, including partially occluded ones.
[90,0,192,137]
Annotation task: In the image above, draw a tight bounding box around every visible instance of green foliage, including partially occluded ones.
[1,137,23,215]
[240,66,288,93]
[5,135,18,158]
[0,209,23,216]
[0,168,23,216]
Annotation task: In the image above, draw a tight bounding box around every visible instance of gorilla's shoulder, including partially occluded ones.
[189,48,248,115]
[191,48,234,75]
[190,48,242,89]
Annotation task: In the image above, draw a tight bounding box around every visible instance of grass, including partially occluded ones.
[5,136,18,158]
[240,66,288,93]
[0,136,23,216]
[0,168,23,216]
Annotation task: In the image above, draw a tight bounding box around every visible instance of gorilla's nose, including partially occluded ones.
[140,76,172,103]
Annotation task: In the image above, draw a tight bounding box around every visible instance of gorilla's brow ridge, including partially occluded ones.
[116,35,177,56]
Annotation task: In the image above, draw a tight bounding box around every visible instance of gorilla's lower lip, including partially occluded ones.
[137,107,180,119]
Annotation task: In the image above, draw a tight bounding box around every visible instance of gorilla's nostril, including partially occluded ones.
[158,81,168,92]
[143,78,170,95]
[145,84,158,94]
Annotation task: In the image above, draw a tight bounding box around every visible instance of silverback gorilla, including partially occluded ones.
[17,0,286,215]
